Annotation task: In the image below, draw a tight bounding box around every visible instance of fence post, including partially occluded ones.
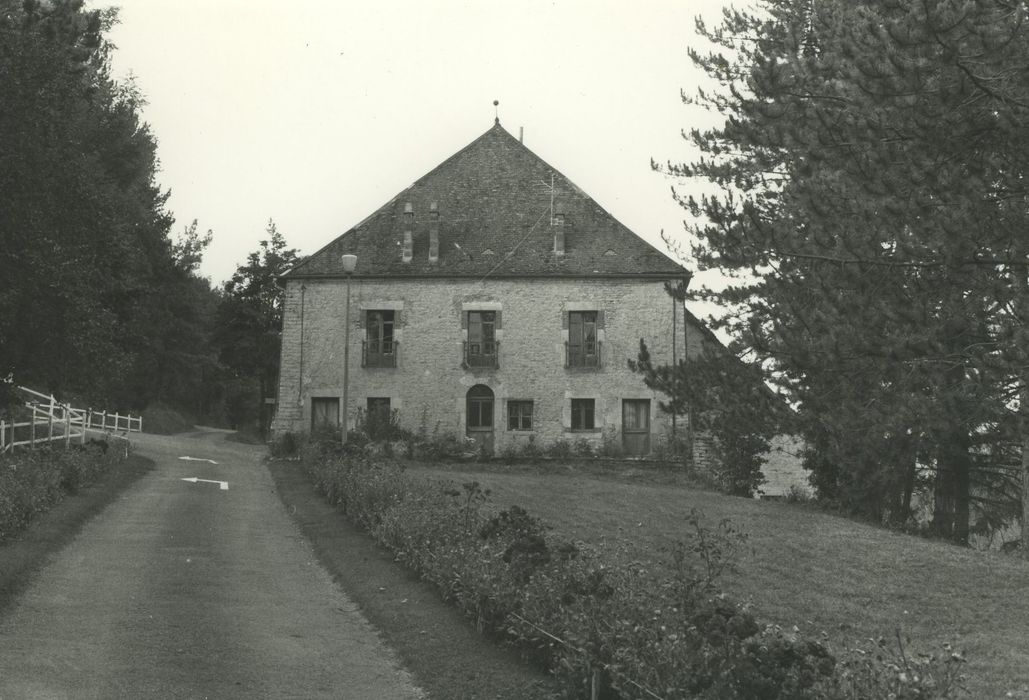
[47,409,54,447]
[30,409,37,449]
[64,405,71,448]
[591,669,600,700]
[101,410,106,431]
[1,420,5,453]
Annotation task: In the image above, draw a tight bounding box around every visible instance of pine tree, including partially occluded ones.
[677,0,1029,543]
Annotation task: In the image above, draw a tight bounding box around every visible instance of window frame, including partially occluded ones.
[567,310,600,368]
[466,385,494,429]
[570,398,596,431]
[364,309,396,366]
[507,400,534,431]
[310,396,340,430]
[467,310,497,358]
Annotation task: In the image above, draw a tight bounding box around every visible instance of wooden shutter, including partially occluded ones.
[569,312,583,348]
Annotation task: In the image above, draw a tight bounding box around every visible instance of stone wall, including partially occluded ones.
[272,276,707,455]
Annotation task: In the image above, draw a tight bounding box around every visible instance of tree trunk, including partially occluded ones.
[1013,246,1029,557]
[932,430,971,545]
[1021,414,1029,554]
[900,435,919,525]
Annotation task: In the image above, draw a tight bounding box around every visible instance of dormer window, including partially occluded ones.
[402,230,413,262]
[429,202,439,263]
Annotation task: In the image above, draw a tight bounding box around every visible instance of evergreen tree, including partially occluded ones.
[215,222,299,432]
[0,0,219,418]
[677,0,1029,543]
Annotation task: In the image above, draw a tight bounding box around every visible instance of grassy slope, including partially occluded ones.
[412,463,1029,699]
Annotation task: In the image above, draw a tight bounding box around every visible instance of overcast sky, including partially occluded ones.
[98,1,736,286]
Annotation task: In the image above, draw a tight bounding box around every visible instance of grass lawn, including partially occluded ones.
[409,460,1029,699]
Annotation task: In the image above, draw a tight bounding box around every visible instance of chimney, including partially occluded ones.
[402,203,414,262]
[553,208,565,256]
[519,126,523,143]
[428,201,440,263]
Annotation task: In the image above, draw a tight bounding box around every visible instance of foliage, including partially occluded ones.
[214,222,299,432]
[140,402,195,435]
[268,431,298,458]
[0,442,120,541]
[354,406,408,443]
[826,633,967,699]
[0,1,220,414]
[631,338,781,497]
[675,0,1029,540]
[297,440,965,698]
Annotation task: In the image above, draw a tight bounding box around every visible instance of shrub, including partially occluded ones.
[545,440,572,460]
[600,426,623,457]
[296,443,967,699]
[269,431,298,458]
[0,442,120,542]
[573,437,595,458]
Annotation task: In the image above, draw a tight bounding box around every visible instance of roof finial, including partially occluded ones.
[493,100,499,125]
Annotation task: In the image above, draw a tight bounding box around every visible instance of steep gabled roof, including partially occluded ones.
[286,121,686,279]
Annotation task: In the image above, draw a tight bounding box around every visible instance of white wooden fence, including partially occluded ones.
[0,386,142,454]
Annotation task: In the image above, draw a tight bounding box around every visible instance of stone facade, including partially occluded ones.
[271,120,706,456]
[272,275,709,456]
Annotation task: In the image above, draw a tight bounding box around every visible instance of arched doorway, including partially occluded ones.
[465,385,495,455]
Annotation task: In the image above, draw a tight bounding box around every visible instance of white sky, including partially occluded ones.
[99,0,737,287]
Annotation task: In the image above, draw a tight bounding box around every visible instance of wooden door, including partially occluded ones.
[622,399,651,456]
[465,385,495,455]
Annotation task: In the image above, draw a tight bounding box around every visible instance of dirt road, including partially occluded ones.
[0,429,424,699]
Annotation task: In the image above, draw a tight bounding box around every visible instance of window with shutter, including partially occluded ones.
[567,311,600,368]
[464,310,499,368]
[363,310,397,367]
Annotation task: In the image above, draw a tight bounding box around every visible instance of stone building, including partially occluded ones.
[271,119,712,456]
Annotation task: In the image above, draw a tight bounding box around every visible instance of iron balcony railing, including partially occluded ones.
[463,340,499,369]
[565,340,602,369]
[362,339,398,368]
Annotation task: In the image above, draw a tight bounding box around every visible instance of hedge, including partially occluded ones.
[291,434,966,699]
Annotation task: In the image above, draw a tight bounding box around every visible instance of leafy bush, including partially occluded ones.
[0,442,119,541]
[573,437,595,458]
[545,440,572,460]
[269,431,298,458]
[294,441,966,698]
[354,406,410,443]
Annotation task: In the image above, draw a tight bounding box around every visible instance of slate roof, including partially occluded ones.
[285,121,687,279]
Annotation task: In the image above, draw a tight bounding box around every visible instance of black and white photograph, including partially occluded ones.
[1,0,1025,697]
